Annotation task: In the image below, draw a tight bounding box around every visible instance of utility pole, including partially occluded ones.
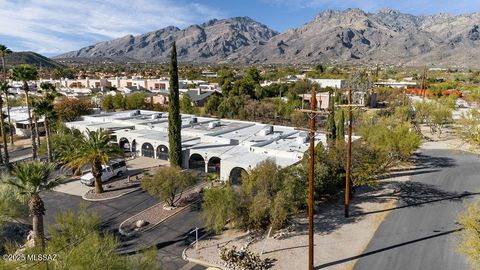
[296,86,331,269]
[308,86,316,270]
[345,85,353,218]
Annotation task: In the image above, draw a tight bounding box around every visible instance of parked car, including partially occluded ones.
[80,159,128,186]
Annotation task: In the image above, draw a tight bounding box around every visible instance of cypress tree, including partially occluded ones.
[337,110,345,142]
[326,92,336,142]
[168,41,182,167]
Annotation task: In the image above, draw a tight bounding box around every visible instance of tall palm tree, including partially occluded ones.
[68,129,123,194]
[31,99,42,147]
[1,81,14,145]
[34,82,58,162]
[5,161,61,248]
[0,45,13,145]
[0,81,10,166]
[0,44,11,81]
[11,64,38,159]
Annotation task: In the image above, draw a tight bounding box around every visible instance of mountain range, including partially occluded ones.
[55,8,480,67]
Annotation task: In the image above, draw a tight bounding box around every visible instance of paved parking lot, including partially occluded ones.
[53,157,169,196]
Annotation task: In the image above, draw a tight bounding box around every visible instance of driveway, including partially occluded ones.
[352,142,477,270]
[52,156,167,197]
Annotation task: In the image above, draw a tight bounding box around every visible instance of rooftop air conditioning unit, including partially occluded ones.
[208,121,220,129]
[151,113,161,120]
[296,132,309,144]
[190,117,198,124]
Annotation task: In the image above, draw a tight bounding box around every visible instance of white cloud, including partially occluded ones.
[0,0,224,55]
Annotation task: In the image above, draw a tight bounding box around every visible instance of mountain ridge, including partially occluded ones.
[55,10,480,67]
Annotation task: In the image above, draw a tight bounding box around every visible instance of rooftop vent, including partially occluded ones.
[259,125,274,136]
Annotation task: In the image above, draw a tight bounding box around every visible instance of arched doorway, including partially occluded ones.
[141,142,154,158]
[156,145,169,160]
[229,167,247,185]
[189,153,205,171]
[119,138,130,152]
[207,157,221,175]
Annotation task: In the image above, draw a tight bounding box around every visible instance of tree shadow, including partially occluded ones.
[353,181,479,216]
[314,228,462,269]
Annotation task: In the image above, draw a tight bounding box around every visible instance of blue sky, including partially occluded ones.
[1,0,479,56]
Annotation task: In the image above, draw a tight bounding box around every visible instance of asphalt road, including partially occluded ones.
[41,189,206,270]
[351,147,478,270]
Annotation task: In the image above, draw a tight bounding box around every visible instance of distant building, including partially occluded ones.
[308,79,348,89]
[373,80,417,89]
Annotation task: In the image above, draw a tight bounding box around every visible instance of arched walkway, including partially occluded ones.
[229,167,247,185]
[189,153,205,171]
[207,157,221,175]
[156,145,169,160]
[141,142,154,158]
[119,138,130,152]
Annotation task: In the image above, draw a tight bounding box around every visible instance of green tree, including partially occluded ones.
[54,98,93,122]
[202,159,305,232]
[336,110,345,143]
[168,41,182,167]
[326,93,336,142]
[0,207,160,270]
[113,92,125,110]
[101,94,115,111]
[459,109,480,150]
[67,129,124,194]
[201,184,238,233]
[11,64,38,159]
[457,202,480,270]
[125,91,148,109]
[141,166,197,207]
[204,95,222,115]
[4,161,61,248]
[180,94,195,114]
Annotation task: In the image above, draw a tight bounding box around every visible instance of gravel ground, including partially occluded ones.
[119,184,205,235]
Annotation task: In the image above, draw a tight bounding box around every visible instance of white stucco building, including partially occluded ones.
[65,110,326,183]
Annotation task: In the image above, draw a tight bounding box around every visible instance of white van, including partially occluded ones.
[80,159,128,186]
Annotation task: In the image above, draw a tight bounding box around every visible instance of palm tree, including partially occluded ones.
[34,82,58,162]
[11,64,38,159]
[31,98,42,148]
[0,45,13,145]
[67,129,123,193]
[0,81,10,166]
[1,80,14,145]
[0,44,11,81]
[5,161,61,248]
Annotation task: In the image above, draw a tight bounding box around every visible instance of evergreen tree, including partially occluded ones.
[337,110,345,141]
[168,41,182,167]
[326,92,336,142]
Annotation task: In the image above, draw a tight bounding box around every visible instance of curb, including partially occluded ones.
[182,233,225,270]
[119,183,205,236]
[119,198,200,236]
[82,186,142,202]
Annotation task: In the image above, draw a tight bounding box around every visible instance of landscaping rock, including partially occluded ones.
[135,220,148,228]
